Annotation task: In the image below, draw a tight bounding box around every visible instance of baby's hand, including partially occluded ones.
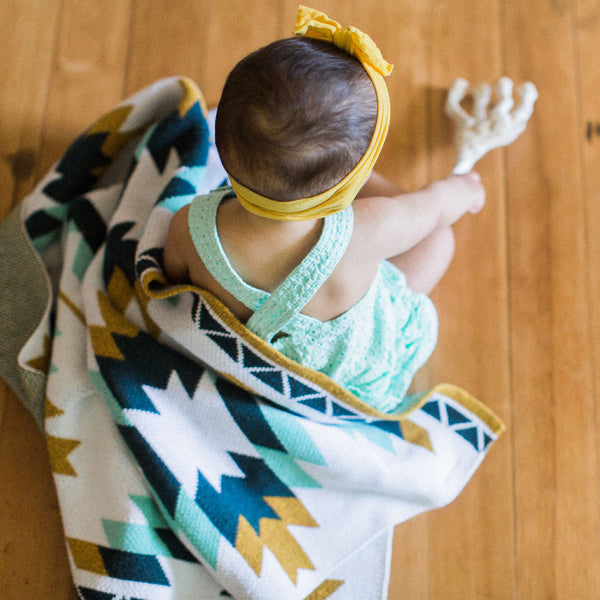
[462,172,486,214]
[426,172,486,227]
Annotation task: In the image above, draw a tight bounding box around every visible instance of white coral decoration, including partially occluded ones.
[445,77,538,175]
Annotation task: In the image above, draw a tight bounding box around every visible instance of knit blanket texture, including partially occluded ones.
[0,77,504,600]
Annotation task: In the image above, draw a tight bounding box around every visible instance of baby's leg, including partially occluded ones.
[359,171,458,294]
[387,226,455,295]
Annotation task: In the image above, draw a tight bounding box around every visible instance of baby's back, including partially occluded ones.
[164,194,380,325]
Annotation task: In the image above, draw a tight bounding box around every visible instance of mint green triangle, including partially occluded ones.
[102,519,172,557]
[175,490,221,569]
[130,494,168,528]
[259,403,326,466]
[256,446,321,489]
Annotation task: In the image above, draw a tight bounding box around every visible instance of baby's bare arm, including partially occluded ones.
[353,171,485,262]
[163,206,192,283]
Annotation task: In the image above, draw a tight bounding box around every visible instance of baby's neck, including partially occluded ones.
[216,195,323,293]
[225,196,321,236]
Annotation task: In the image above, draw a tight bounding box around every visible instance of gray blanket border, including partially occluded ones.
[0,204,49,430]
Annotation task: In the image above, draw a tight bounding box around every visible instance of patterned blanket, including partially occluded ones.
[0,77,504,600]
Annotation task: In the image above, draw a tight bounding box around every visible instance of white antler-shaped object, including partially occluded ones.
[445,77,538,174]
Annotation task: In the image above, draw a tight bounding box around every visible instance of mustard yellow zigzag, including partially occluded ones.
[47,435,80,476]
[45,397,64,419]
[178,77,207,118]
[303,579,345,600]
[235,496,317,583]
[89,286,139,360]
[107,264,135,313]
[86,104,140,175]
[25,334,51,373]
[108,263,161,338]
[400,419,433,452]
[59,290,85,324]
[89,265,162,359]
[67,538,108,575]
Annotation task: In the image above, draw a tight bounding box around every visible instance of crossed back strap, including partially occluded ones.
[188,188,354,341]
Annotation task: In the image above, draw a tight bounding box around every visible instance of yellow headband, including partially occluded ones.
[228,5,393,221]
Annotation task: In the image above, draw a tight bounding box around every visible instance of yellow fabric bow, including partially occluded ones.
[294,5,393,77]
[229,5,393,221]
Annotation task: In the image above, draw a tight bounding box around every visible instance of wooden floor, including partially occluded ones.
[1,1,600,598]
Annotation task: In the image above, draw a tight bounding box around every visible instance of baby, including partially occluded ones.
[164,8,484,413]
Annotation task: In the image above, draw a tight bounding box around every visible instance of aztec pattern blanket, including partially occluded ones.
[0,77,504,600]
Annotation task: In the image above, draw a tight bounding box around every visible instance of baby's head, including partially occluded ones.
[215,36,378,202]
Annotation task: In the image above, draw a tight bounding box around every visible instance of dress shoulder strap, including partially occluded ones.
[188,187,268,312]
[188,186,354,341]
[245,208,353,341]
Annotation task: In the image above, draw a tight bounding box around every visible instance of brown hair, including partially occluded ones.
[215,37,378,201]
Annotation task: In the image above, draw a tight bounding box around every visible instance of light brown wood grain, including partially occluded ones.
[504,0,600,598]
[1,1,599,598]
[419,2,515,599]
[202,0,281,107]
[576,5,600,574]
[0,0,59,214]
[127,0,210,96]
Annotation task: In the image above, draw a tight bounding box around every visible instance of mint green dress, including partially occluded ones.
[188,187,438,413]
